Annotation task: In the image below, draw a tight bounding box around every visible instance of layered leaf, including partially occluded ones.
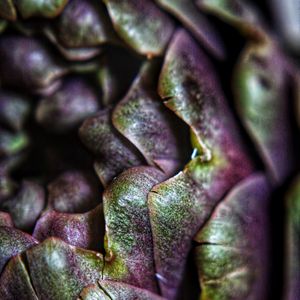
[0,255,38,299]
[197,0,266,39]
[0,226,38,273]
[148,29,253,299]
[0,35,67,93]
[15,0,69,18]
[0,91,30,131]
[36,77,100,131]
[33,205,104,251]
[194,174,271,300]
[233,41,295,183]
[100,280,165,300]
[53,0,116,48]
[43,26,101,61]
[1,181,45,231]
[103,0,175,57]
[47,171,100,213]
[284,176,300,300]
[79,110,144,186]
[103,166,165,292]
[113,62,181,176]
[26,237,103,300]
[155,0,225,58]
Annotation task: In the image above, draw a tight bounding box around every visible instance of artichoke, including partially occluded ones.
[0,1,299,300]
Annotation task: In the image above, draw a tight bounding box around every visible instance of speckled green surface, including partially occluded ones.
[26,238,103,300]
[0,255,38,299]
[103,0,175,56]
[103,166,165,292]
[149,29,253,299]
[0,226,38,273]
[195,174,271,300]
[15,0,68,18]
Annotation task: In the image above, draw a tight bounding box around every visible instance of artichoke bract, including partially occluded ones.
[0,1,299,300]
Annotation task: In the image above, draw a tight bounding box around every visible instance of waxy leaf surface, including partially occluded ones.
[113,62,181,176]
[233,41,295,183]
[103,166,165,292]
[79,110,144,186]
[0,255,38,300]
[26,238,103,300]
[33,205,104,251]
[194,174,271,300]
[149,29,253,299]
[103,0,175,57]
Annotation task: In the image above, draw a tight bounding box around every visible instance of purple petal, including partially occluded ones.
[113,62,182,176]
[47,170,101,213]
[194,174,271,300]
[33,205,104,251]
[0,226,38,273]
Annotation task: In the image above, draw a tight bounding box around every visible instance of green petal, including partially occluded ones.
[103,0,175,57]
[233,41,295,183]
[0,226,38,273]
[26,237,103,300]
[0,255,38,299]
[103,166,165,292]
[15,0,68,18]
[0,130,29,157]
[149,29,253,299]
[197,0,265,38]
[194,174,271,300]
